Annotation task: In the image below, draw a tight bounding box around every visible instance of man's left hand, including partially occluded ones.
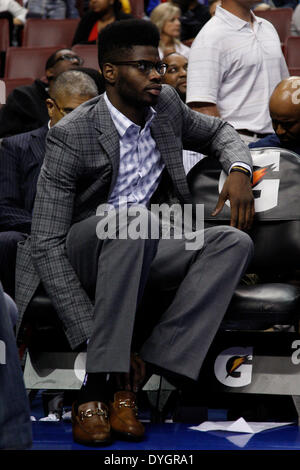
[211,171,255,230]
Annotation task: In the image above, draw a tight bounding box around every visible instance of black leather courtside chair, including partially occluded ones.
[187,147,300,421]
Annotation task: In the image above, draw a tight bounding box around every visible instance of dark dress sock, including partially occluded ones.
[78,372,108,405]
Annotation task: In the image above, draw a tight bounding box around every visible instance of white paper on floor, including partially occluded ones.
[189,417,293,434]
[39,413,60,422]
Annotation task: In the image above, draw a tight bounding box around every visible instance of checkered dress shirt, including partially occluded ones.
[104,93,165,208]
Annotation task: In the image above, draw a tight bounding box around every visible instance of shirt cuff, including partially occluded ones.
[229,162,252,177]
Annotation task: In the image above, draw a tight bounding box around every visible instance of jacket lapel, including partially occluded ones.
[29,125,48,164]
[151,112,193,204]
[94,97,120,198]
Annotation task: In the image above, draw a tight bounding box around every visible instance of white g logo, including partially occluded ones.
[219,150,280,213]
[214,347,253,387]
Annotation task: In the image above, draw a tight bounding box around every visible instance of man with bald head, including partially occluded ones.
[249,77,300,155]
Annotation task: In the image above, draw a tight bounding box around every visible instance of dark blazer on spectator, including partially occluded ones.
[0,80,49,138]
[0,125,47,233]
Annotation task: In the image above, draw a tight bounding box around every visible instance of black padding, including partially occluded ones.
[223,283,300,330]
[24,293,70,351]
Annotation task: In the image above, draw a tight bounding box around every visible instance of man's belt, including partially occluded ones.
[237,129,271,139]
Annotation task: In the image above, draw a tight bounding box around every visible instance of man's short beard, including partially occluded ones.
[176,89,186,103]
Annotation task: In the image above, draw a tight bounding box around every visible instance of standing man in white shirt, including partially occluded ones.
[0,0,27,25]
[186,0,290,143]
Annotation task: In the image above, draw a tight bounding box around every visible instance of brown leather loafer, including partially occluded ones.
[72,401,112,446]
[109,391,145,441]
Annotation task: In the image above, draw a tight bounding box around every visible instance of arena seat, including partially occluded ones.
[3,77,34,98]
[72,44,99,69]
[286,37,300,70]
[0,19,10,52]
[289,68,300,76]
[22,19,80,47]
[21,148,300,421]
[4,45,67,79]
[255,8,293,44]
[0,19,10,77]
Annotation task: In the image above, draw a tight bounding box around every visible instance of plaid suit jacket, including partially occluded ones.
[15,85,252,349]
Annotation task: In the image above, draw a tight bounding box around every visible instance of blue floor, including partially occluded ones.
[28,391,300,452]
[30,421,300,451]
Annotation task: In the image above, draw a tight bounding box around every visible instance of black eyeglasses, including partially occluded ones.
[50,97,74,117]
[53,54,84,66]
[110,60,168,76]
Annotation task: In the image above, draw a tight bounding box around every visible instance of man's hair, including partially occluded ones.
[45,48,73,71]
[98,19,160,69]
[50,70,99,99]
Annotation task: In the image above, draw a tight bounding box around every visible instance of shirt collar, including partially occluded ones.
[215,5,262,31]
[104,92,157,138]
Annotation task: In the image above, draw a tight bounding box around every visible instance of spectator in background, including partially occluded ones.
[0,282,32,450]
[150,2,190,58]
[163,52,188,101]
[291,3,300,35]
[26,0,79,18]
[249,77,300,155]
[0,70,99,298]
[145,0,161,17]
[172,0,211,42]
[186,0,289,144]
[0,0,27,24]
[0,0,28,44]
[162,51,204,173]
[72,0,133,45]
[0,48,84,138]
